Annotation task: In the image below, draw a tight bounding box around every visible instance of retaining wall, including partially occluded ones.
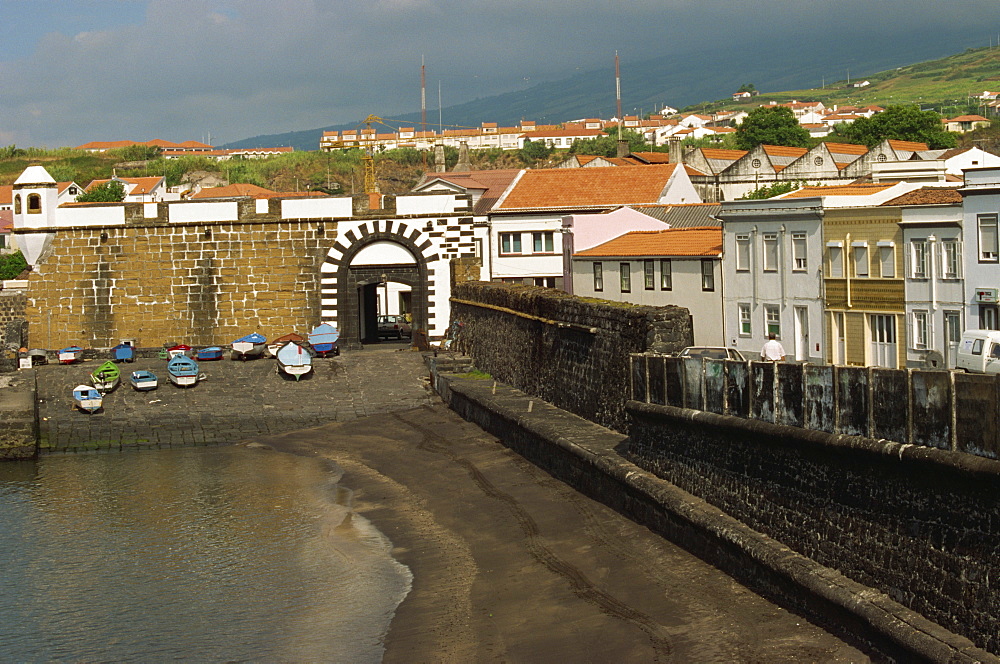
[426,357,996,662]
[632,354,1000,459]
[0,290,27,373]
[450,282,692,431]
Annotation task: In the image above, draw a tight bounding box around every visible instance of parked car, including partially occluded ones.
[377,314,412,339]
[676,346,747,361]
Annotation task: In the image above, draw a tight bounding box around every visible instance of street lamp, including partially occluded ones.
[381,273,388,315]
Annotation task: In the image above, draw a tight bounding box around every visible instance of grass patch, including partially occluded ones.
[457,369,492,380]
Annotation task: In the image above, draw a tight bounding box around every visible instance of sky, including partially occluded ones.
[0,0,997,148]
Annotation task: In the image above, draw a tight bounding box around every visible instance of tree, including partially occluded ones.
[568,130,649,157]
[520,138,553,162]
[736,83,757,94]
[734,106,811,150]
[76,180,126,202]
[0,251,28,280]
[740,181,803,199]
[834,105,957,149]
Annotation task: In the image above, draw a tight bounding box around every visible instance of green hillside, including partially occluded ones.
[689,46,1000,116]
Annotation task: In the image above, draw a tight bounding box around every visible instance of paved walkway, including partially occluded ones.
[36,343,433,452]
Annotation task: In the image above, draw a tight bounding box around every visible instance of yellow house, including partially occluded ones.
[823,204,906,367]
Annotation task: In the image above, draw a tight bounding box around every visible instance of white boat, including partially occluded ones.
[167,355,200,387]
[232,333,267,360]
[72,385,103,413]
[129,370,158,391]
[276,342,312,380]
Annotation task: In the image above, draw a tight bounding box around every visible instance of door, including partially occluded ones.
[944,311,961,368]
[870,314,897,368]
[794,306,809,362]
[832,312,846,364]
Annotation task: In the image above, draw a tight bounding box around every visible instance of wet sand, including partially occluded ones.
[251,403,868,663]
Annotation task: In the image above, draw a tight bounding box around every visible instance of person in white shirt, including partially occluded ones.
[760,333,786,361]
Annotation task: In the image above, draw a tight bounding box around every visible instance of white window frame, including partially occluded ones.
[762,233,778,272]
[764,304,781,338]
[739,303,752,336]
[644,260,655,290]
[701,259,715,291]
[852,242,869,278]
[660,259,672,290]
[941,239,962,279]
[910,239,928,279]
[620,262,631,293]
[979,214,999,263]
[791,232,807,271]
[500,232,522,255]
[593,262,603,292]
[912,310,929,350]
[736,233,751,271]
[532,231,554,254]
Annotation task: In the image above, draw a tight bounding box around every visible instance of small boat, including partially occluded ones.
[129,369,158,391]
[90,361,121,393]
[58,346,84,364]
[276,342,313,380]
[167,344,193,358]
[166,355,200,387]
[196,346,224,361]
[267,333,304,357]
[72,384,103,413]
[28,349,48,366]
[111,342,135,363]
[308,323,340,357]
[231,333,267,361]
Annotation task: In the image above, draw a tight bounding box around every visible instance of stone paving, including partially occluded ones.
[35,342,437,453]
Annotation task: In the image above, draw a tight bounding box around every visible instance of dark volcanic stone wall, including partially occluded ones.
[451,282,692,431]
[0,290,28,372]
[626,403,1000,656]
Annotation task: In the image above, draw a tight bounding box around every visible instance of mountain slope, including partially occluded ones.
[223,37,992,152]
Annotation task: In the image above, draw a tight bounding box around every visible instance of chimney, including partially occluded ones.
[668,137,683,165]
[617,139,629,158]
[455,141,471,171]
[434,144,446,172]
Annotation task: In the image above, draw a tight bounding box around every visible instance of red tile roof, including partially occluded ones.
[86,176,164,195]
[574,226,722,258]
[0,209,12,233]
[0,185,11,206]
[888,139,929,152]
[190,183,276,199]
[496,164,681,211]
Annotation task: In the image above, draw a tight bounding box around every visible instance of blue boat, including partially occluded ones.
[196,346,224,361]
[112,342,135,363]
[72,384,103,413]
[58,346,84,364]
[129,370,158,391]
[276,342,313,380]
[308,323,340,357]
[167,355,200,387]
[231,333,266,361]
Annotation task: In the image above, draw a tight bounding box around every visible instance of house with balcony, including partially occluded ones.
[571,226,724,345]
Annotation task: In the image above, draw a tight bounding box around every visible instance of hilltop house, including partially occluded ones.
[84,176,173,203]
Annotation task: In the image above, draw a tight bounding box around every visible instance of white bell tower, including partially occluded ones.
[12,165,58,265]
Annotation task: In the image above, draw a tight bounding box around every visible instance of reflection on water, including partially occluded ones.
[0,446,412,663]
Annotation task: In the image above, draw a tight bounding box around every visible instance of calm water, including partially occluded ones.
[0,446,412,663]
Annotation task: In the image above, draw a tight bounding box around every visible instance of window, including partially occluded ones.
[979,214,998,262]
[880,246,895,278]
[762,233,778,271]
[853,243,869,277]
[792,232,807,271]
[945,311,961,348]
[912,311,929,349]
[593,262,603,292]
[533,277,556,288]
[739,303,752,336]
[941,239,962,279]
[620,263,631,293]
[828,245,843,278]
[27,194,41,214]
[981,305,999,331]
[500,232,521,254]
[13,194,21,214]
[764,305,781,338]
[701,259,715,291]
[910,240,928,278]
[660,259,672,290]
[532,231,554,253]
[644,260,655,290]
[735,233,751,271]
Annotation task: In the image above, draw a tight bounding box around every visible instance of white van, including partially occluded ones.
[956,330,1000,374]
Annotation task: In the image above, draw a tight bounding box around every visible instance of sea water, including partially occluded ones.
[0,445,412,663]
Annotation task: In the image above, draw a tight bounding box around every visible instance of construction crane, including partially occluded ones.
[359,114,385,195]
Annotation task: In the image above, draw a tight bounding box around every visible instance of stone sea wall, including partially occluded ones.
[450,282,692,432]
[0,290,28,372]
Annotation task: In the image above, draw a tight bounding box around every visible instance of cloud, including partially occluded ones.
[0,0,996,147]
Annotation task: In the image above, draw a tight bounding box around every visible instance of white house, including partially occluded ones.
[959,167,1000,333]
[572,227,724,345]
[488,164,701,288]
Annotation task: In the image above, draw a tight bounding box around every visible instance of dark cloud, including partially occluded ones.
[0,0,996,147]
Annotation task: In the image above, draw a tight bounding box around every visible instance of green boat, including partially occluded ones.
[91,360,121,394]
